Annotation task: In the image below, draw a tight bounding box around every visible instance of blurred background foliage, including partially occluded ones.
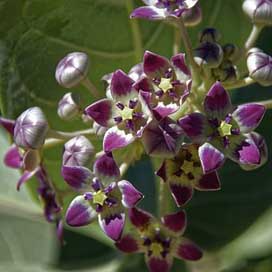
[0,0,272,271]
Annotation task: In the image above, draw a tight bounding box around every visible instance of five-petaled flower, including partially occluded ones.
[178,82,267,173]
[130,0,199,21]
[116,207,202,272]
[134,51,192,118]
[85,69,152,152]
[156,144,220,206]
[64,153,143,241]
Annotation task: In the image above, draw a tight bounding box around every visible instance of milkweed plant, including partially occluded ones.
[1,0,272,271]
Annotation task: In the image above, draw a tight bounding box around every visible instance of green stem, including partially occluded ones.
[126,0,143,62]
[44,138,65,149]
[244,24,264,51]
[47,128,95,140]
[158,179,168,217]
[173,26,182,55]
[81,78,100,98]
[176,18,200,86]
[223,77,255,90]
[254,99,272,109]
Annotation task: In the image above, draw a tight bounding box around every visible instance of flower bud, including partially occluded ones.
[182,4,202,27]
[243,0,272,25]
[213,61,238,83]
[14,107,49,149]
[199,28,221,43]
[58,92,81,121]
[247,48,272,86]
[194,42,223,68]
[55,52,89,88]
[222,43,241,63]
[63,135,94,167]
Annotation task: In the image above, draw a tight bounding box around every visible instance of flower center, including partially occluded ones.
[158,78,173,93]
[180,160,195,175]
[119,106,134,120]
[150,242,164,257]
[218,121,232,137]
[93,190,107,206]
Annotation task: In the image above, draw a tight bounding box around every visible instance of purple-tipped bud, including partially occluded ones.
[182,4,202,27]
[58,92,81,121]
[55,52,89,88]
[247,48,272,86]
[14,107,49,150]
[63,135,94,167]
[199,27,221,43]
[194,42,223,68]
[243,0,272,25]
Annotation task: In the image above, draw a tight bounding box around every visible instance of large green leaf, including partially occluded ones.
[1,0,272,270]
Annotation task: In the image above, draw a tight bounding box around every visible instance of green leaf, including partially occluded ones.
[1,0,271,270]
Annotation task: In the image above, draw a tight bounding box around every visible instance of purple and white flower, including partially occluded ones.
[85,69,152,152]
[156,144,220,206]
[134,51,192,118]
[65,153,143,241]
[130,0,199,21]
[115,207,202,272]
[178,82,266,172]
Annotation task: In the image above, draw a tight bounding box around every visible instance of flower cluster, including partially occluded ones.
[1,1,272,271]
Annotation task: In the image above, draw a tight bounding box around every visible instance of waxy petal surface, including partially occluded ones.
[232,103,265,133]
[178,113,208,143]
[115,234,140,253]
[195,171,221,191]
[204,82,232,120]
[98,213,125,241]
[66,195,96,227]
[4,145,22,169]
[176,238,203,261]
[103,126,135,152]
[118,180,143,208]
[128,207,152,228]
[84,99,113,127]
[198,143,225,173]
[130,6,167,20]
[94,153,120,185]
[162,210,187,234]
[61,165,92,189]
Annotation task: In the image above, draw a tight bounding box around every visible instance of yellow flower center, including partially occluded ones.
[218,121,232,137]
[181,160,195,175]
[93,190,107,206]
[158,78,173,93]
[120,106,134,120]
[150,242,163,257]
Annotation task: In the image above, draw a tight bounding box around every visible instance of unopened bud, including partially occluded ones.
[55,52,89,88]
[182,4,202,27]
[243,0,272,25]
[63,135,94,167]
[58,93,81,121]
[194,42,223,68]
[222,43,241,63]
[199,28,221,43]
[247,48,272,86]
[213,61,238,83]
[14,107,49,149]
